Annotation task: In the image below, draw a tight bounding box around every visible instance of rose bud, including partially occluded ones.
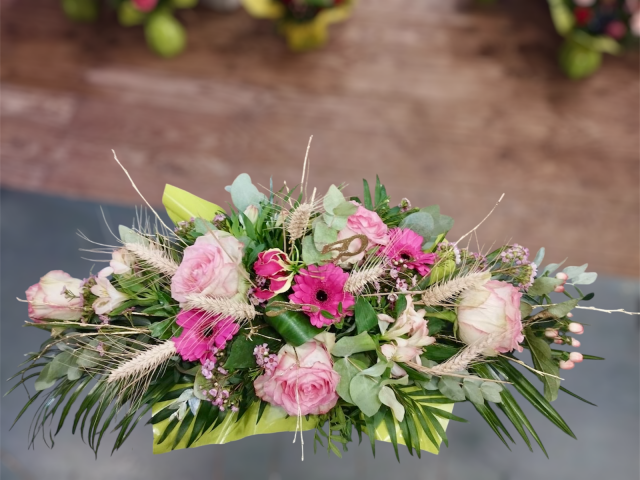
[569,352,584,363]
[559,360,575,370]
[570,338,581,347]
[568,322,584,334]
[554,285,565,293]
[555,272,569,282]
[554,339,564,344]
[566,312,573,318]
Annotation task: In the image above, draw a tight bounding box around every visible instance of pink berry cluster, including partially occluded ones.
[544,314,585,370]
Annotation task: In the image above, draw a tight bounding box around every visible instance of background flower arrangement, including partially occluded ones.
[549,0,640,78]
[10,148,634,460]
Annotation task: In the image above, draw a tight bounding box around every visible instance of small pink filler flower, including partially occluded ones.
[382,228,437,276]
[172,309,239,363]
[289,264,355,328]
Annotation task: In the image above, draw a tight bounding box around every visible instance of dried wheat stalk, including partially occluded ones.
[125,242,179,277]
[421,270,490,306]
[107,340,177,385]
[286,203,314,243]
[344,265,385,294]
[182,294,257,321]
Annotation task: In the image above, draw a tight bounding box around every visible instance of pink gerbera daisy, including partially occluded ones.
[172,309,239,363]
[289,264,355,328]
[381,228,437,276]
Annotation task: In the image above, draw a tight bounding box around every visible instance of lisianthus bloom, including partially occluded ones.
[91,277,129,315]
[457,280,524,356]
[253,249,294,300]
[172,309,239,363]
[98,248,135,278]
[378,296,436,375]
[337,203,389,265]
[380,228,436,276]
[25,270,84,322]
[132,0,158,12]
[171,231,248,303]
[289,264,355,328]
[254,340,340,416]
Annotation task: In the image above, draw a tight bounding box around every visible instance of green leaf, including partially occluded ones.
[525,329,560,402]
[438,376,465,401]
[399,212,434,244]
[149,317,177,340]
[355,297,378,334]
[264,295,322,347]
[472,402,512,449]
[528,277,563,296]
[332,332,377,357]
[35,352,74,391]
[162,184,224,225]
[172,409,195,449]
[118,225,148,246]
[333,201,358,217]
[383,408,400,461]
[333,355,369,403]
[224,328,280,370]
[350,375,382,417]
[323,185,346,214]
[224,174,266,214]
[362,179,373,210]
[422,344,459,362]
[495,358,575,439]
[520,302,533,317]
[302,236,333,265]
[547,299,579,318]
[480,382,503,403]
[559,386,597,406]
[462,379,484,406]
[313,221,338,251]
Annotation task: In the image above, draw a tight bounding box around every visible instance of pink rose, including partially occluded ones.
[253,249,294,300]
[25,270,84,322]
[132,0,158,12]
[254,340,340,416]
[457,280,524,356]
[171,231,247,303]
[337,204,389,264]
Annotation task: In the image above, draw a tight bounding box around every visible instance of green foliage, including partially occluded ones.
[355,297,378,334]
[332,332,377,357]
[162,184,224,225]
[524,329,560,402]
[264,295,322,346]
[224,327,281,370]
[333,355,370,404]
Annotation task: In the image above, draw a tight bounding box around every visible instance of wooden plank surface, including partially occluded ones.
[1,0,638,276]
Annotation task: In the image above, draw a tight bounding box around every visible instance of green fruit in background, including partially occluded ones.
[61,0,99,22]
[559,39,602,79]
[171,0,198,9]
[118,1,147,27]
[145,12,186,58]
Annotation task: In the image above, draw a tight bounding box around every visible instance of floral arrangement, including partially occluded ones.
[10,146,634,460]
[549,0,640,78]
[61,0,201,57]
[242,0,354,51]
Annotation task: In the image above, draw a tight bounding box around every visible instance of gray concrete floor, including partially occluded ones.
[1,188,638,480]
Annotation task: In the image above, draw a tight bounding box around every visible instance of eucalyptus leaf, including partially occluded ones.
[313,221,338,251]
[360,361,390,378]
[438,376,465,401]
[302,236,333,265]
[533,247,545,266]
[481,382,503,403]
[323,185,346,214]
[520,302,534,318]
[563,264,588,279]
[35,352,74,391]
[334,355,369,404]
[350,375,382,417]
[547,299,579,318]
[333,201,358,217]
[399,212,434,244]
[332,332,377,357]
[571,272,597,285]
[462,379,484,406]
[194,218,217,235]
[119,225,148,246]
[528,277,563,296]
[541,259,567,276]
[225,174,266,214]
